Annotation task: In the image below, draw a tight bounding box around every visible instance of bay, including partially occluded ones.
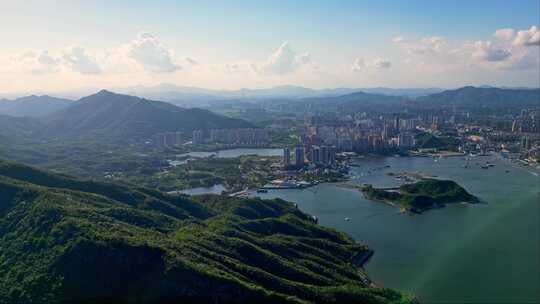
[253,155,540,303]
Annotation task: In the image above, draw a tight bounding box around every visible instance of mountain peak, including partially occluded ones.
[96,89,115,96]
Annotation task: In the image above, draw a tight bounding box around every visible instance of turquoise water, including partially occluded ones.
[178,148,282,158]
[180,184,226,195]
[254,155,540,303]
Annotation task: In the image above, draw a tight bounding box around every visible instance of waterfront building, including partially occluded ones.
[295,146,305,167]
[207,128,269,146]
[397,133,415,148]
[328,146,337,164]
[321,145,329,164]
[311,146,321,164]
[283,148,291,167]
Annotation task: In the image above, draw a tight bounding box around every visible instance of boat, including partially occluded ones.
[481,164,489,169]
[344,217,351,221]
[256,189,268,193]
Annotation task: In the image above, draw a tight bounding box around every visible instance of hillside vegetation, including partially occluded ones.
[0,160,412,304]
[361,179,478,213]
[41,90,252,141]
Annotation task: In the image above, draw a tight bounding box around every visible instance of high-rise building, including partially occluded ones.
[321,145,329,164]
[511,120,520,133]
[328,146,337,165]
[397,134,415,148]
[192,130,204,144]
[283,148,291,167]
[311,146,321,164]
[154,131,185,148]
[521,136,531,150]
[295,146,305,167]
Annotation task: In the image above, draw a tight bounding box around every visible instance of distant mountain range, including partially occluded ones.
[4,84,538,109]
[0,86,537,143]
[2,84,447,107]
[416,86,540,108]
[116,84,445,107]
[40,90,251,140]
[0,90,252,144]
[0,95,73,117]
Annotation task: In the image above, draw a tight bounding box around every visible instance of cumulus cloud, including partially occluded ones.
[62,46,101,74]
[127,32,181,73]
[255,42,311,75]
[513,26,540,46]
[352,58,391,70]
[396,36,448,55]
[415,36,446,54]
[13,50,60,74]
[494,28,515,41]
[471,41,512,62]
[392,36,404,43]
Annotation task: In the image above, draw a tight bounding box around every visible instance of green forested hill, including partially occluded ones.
[41,90,252,141]
[0,160,412,304]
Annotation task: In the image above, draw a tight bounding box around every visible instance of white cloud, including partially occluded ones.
[127,32,181,73]
[392,36,404,43]
[471,41,511,62]
[296,52,311,65]
[62,46,101,74]
[414,36,446,54]
[396,36,448,55]
[513,26,540,46]
[255,42,310,75]
[494,28,515,41]
[12,50,60,74]
[352,58,391,70]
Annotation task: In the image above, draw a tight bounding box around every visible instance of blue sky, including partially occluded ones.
[1,0,539,93]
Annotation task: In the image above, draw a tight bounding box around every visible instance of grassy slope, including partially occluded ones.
[0,160,412,304]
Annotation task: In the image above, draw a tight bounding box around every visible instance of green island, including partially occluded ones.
[359,179,479,214]
[0,160,413,304]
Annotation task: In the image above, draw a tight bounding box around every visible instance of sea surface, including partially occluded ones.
[252,155,540,303]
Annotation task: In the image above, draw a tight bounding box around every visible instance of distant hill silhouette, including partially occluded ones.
[41,90,252,140]
[0,95,72,117]
[416,86,540,107]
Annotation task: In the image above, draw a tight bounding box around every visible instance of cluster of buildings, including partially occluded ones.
[153,128,269,148]
[205,128,269,146]
[511,109,540,134]
[153,131,186,147]
[283,145,337,168]
[299,114,418,155]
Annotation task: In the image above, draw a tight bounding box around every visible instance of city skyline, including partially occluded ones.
[1,0,539,94]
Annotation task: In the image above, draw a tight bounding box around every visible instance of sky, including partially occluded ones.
[1,0,539,94]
